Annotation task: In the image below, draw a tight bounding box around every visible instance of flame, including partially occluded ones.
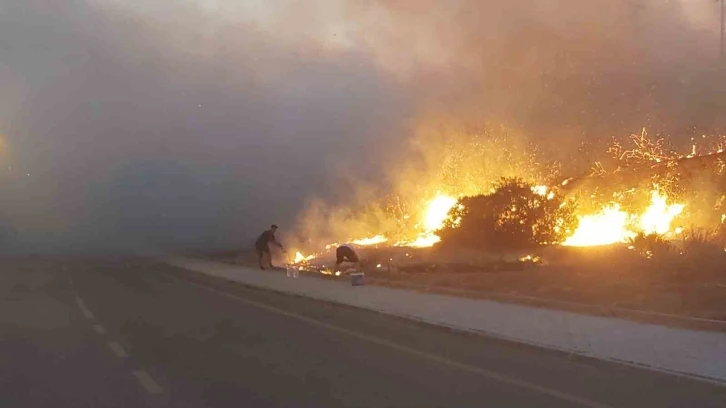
[295,130,726,255]
[395,233,441,248]
[393,193,457,248]
[351,235,388,246]
[293,251,315,264]
[335,193,457,250]
[563,204,633,246]
[532,185,555,200]
[422,193,458,231]
[519,254,541,262]
[563,189,684,247]
[639,190,684,235]
[531,185,548,196]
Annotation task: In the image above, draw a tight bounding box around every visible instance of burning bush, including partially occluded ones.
[438,178,578,252]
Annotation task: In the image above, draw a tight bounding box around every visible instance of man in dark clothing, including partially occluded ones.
[255,224,284,270]
[335,243,360,273]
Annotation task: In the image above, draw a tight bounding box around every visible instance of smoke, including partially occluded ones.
[207,0,725,133]
[287,0,726,249]
[359,0,724,136]
[0,1,723,253]
[0,1,405,253]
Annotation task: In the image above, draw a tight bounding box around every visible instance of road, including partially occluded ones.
[1,257,724,408]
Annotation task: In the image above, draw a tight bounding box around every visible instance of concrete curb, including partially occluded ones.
[366,278,726,333]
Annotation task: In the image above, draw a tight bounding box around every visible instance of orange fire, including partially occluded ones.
[351,235,389,246]
[293,251,315,264]
[563,189,684,247]
[291,192,459,264]
[394,192,458,248]
[292,130,726,263]
[294,187,685,261]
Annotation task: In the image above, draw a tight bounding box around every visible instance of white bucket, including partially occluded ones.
[350,272,365,286]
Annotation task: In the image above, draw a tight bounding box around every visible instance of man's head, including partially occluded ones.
[270,224,278,232]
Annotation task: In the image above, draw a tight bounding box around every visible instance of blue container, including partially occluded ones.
[350,272,365,286]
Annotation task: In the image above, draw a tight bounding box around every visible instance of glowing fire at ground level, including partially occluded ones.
[291,193,459,263]
[286,131,726,264]
[563,190,684,247]
[291,187,687,263]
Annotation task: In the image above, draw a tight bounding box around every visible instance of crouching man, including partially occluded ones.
[335,243,360,273]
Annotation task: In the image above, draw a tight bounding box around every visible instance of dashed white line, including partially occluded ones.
[71,284,162,396]
[132,370,164,394]
[75,298,94,319]
[107,341,129,358]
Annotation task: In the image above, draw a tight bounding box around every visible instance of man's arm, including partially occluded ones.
[271,234,284,250]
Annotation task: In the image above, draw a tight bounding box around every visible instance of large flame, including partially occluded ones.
[350,193,458,249]
[394,193,458,248]
[562,204,633,246]
[563,189,684,246]
[640,191,684,235]
[422,193,458,231]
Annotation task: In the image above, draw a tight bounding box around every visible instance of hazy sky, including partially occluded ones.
[0,0,723,252]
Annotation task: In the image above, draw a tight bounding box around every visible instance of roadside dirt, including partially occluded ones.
[200,246,726,330]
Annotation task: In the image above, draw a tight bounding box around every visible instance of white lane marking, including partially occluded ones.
[93,324,107,335]
[108,341,129,358]
[185,280,614,408]
[132,370,164,394]
[75,298,94,319]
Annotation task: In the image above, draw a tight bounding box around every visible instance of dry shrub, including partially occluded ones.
[439,177,578,252]
[643,228,726,281]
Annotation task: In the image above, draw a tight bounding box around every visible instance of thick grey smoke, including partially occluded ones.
[0,1,406,252]
[0,0,723,253]
[350,0,725,140]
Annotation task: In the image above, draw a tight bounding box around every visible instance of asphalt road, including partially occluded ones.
[1,257,725,408]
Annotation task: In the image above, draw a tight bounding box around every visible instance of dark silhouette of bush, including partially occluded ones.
[438,178,578,251]
[627,232,671,259]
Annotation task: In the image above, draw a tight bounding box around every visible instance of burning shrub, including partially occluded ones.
[438,178,578,252]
